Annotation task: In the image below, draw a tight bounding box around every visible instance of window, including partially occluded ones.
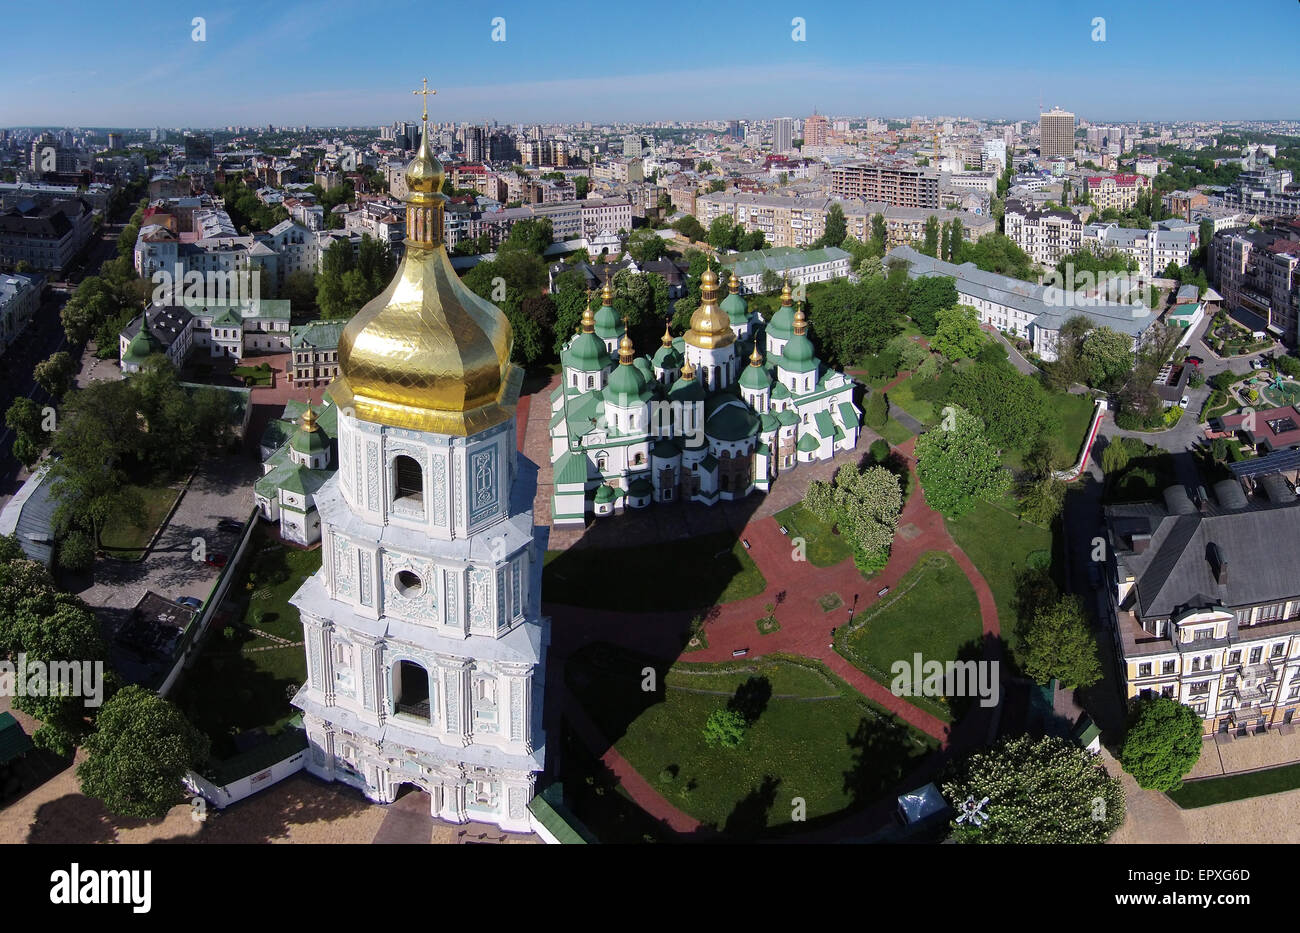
[1250,646,1263,664]
[1189,681,1211,697]
[394,455,423,505]
[1161,685,1175,698]
[1193,628,1213,642]
[1229,650,1242,665]
[1162,660,1176,675]
[1272,643,1285,659]
[1138,663,1152,677]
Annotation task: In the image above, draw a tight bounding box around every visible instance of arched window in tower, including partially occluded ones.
[394,455,423,505]
[394,659,432,723]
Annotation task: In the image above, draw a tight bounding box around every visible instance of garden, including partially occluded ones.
[1205,312,1272,357]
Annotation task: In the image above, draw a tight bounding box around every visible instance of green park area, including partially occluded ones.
[836,552,983,722]
[945,500,1052,627]
[543,531,764,612]
[772,502,854,567]
[1168,761,1300,810]
[564,644,935,838]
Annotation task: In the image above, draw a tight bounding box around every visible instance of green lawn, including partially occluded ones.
[772,502,854,568]
[565,644,935,837]
[172,527,320,758]
[1167,760,1300,809]
[232,365,274,386]
[836,552,983,722]
[884,373,941,426]
[945,500,1053,631]
[878,417,914,446]
[543,531,764,611]
[98,481,184,559]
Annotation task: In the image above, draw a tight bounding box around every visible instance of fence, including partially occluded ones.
[184,726,308,809]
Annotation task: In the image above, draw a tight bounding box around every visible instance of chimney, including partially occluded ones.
[1196,486,1209,512]
[1209,542,1227,584]
[1131,533,1151,554]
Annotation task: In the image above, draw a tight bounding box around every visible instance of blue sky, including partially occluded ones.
[3,0,1297,127]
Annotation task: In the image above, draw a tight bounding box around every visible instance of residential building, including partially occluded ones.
[0,198,93,272]
[803,112,830,148]
[1004,200,1083,266]
[1212,220,1300,344]
[1085,173,1151,212]
[830,161,940,209]
[578,197,632,240]
[1039,108,1075,160]
[0,272,43,356]
[721,246,852,293]
[772,118,795,154]
[1104,480,1300,734]
[118,303,195,373]
[1081,222,1196,276]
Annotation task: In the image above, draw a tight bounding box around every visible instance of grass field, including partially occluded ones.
[945,500,1052,630]
[878,417,914,446]
[837,552,983,721]
[565,644,935,837]
[884,373,942,427]
[1168,761,1300,809]
[543,531,765,611]
[772,502,854,568]
[98,481,184,559]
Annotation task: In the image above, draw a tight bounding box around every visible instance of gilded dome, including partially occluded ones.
[330,103,514,436]
[685,261,735,350]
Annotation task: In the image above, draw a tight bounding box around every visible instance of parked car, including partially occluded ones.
[204,553,228,569]
[1187,356,1203,367]
[217,518,243,534]
[177,596,203,610]
[1180,394,1190,408]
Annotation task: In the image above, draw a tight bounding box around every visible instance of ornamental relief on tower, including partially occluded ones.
[430,454,447,524]
[468,446,498,525]
[332,534,355,600]
[468,567,494,633]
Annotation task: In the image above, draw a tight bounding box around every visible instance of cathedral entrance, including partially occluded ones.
[373,783,437,843]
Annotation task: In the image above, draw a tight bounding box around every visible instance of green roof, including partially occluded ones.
[594,484,617,504]
[628,477,653,496]
[652,343,682,368]
[756,442,771,457]
[668,374,705,402]
[760,412,780,433]
[768,303,795,341]
[723,245,852,280]
[838,401,860,429]
[554,450,588,486]
[212,308,242,327]
[606,362,651,407]
[527,784,595,844]
[207,724,307,786]
[290,319,345,349]
[0,712,33,765]
[594,302,622,340]
[721,289,748,324]
[815,411,837,439]
[738,361,771,390]
[706,402,760,441]
[123,315,166,364]
[699,453,719,472]
[564,332,610,372]
[776,408,799,426]
[771,380,791,399]
[797,431,821,452]
[782,333,818,371]
[652,438,681,458]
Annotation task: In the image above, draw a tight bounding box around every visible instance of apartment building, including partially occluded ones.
[579,197,633,239]
[830,161,940,209]
[1081,222,1196,276]
[1105,480,1300,735]
[1004,199,1083,265]
[0,198,94,273]
[1085,173,1151,212]
[0,271,43,356]
[1039,108,1075,160]
[1213,220,1300,344]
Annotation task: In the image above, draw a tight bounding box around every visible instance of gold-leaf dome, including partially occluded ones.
[685,260,735,350]
[330,91,515,436]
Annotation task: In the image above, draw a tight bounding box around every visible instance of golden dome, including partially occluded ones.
[600,273,614,305]
[301,406,318,431]
[330,91,514,437]
[581,305,596,333]
[729,271,741,290]
[618,331,635,364]
[685,259,735,350]
[793,303,808,336]
[749,343,763,365]
[779,280,793,304]
[680,358,696,379]
[660,321,673,348]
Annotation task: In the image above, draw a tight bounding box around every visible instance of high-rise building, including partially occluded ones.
[726,120,741,138]
[1039,108,1075,161]
[829,161,940,209]
[804,112,829,148]
[772,118,794,154]
[621,134,642,158]
[463,126,485,162]
[183,133,213,162]
[291,110,548,833]
[107,133,122,151]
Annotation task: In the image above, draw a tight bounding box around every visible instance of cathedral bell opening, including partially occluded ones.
[394,660,432,722]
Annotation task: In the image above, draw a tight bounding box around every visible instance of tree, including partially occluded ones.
[942,735,1124,843]
[870,213,887,255]
[58,530,95,573]
[1080,326,1134,391]
[921,216,940,256]
[862,389,888,429]
[907,276,957,336]
[6,397,51,469]
[1120,696,1203,791]
[820,203,847,248]
[951,356,1053,453]
[931,305,984,361]
[1020,596,1102,688]
[806,278,900,368]
[626,227,668,263]
[34,351,77,399]
[77,686,209,820]
[707,215,737,252]
[500,217,553,256]
[281,269,318,316]
[702,707,746,748]
[574,175,589,199]
[914,407,1012,517]
[672,214,706,242]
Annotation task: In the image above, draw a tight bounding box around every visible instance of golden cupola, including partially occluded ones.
[685,261,735,350]
[330,83,515,436]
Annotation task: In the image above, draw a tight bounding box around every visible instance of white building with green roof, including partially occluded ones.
[721,245,852,294]
[254,400,336,545]
[548,267,860,524]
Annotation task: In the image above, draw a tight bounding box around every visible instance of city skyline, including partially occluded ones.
[2,0,1298,127]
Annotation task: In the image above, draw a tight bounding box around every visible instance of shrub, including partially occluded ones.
[853,548,889,576]
[869,439,890,463]
[1188,370,1205,389]
[1278,355,1300,379]
[862,390,888,429]
[702,708,746,748]
[58,530,95,573]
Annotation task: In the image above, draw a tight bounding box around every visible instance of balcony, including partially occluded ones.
[395,698,431,719]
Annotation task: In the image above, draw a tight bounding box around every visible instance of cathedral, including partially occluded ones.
[549,266,862,523]
[289,88,547,833]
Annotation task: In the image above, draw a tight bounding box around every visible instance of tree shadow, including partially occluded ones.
[722,774,780,840]
[727,676,772,726]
